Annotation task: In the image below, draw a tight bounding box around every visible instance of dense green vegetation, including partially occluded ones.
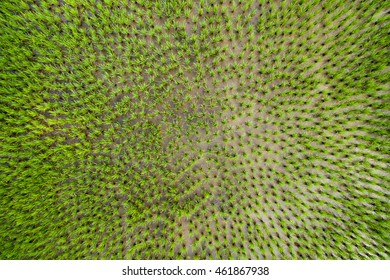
[1,0,389,259]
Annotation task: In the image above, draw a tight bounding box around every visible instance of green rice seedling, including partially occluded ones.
[1,0,389,260]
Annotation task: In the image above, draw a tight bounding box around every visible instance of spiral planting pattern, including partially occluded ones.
[1,0,389,259]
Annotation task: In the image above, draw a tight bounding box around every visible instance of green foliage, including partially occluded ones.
[0,0,389,260]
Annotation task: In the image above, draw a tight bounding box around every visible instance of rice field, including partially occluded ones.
[1,0,389,259]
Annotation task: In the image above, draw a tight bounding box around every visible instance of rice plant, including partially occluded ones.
[0,0,389,260]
